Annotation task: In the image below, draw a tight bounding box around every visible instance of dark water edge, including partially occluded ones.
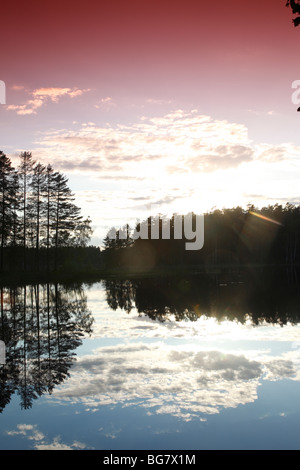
[0,262,299,286]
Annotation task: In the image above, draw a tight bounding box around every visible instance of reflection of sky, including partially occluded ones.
[48,338,300,421]
[42,284,300,445]
[2,282,300,450]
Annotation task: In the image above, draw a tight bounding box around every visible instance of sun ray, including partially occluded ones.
[249,211,283,226]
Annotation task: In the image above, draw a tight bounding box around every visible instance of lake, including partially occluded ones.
[1,270,300,450]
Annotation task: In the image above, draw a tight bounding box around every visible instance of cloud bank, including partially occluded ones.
[30,109,300,183]
[49,339,299,422]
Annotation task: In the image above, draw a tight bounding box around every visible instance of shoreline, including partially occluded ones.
[0,263,298,286]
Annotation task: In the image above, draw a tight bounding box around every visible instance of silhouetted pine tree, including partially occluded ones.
[51,171,82,270]
[18,152,35,271]
[29,162,47,271]
[0,152,18,271]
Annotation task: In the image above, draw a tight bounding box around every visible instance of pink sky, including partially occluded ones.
[1,0,300,244]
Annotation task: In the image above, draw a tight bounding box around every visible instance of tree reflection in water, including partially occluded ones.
[0,283,93,412]
[102,268,300,326]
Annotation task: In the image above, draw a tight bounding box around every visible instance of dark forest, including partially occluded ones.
[102,204,300,275]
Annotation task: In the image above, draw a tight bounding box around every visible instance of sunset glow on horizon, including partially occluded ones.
[1,0,300,246]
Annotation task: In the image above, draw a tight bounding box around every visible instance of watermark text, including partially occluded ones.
[0,81,6,104]
[0,341,5,365]
[108,212,204,251]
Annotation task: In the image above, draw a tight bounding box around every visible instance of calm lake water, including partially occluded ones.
[1,271,300,450]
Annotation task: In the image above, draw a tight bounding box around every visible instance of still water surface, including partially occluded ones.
[1,272,300,450]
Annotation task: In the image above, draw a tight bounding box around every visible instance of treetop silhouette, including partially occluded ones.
[286,0,300,26]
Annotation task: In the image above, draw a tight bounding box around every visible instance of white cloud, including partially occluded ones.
[6,424,88,450]
[32,109,300,184]
[94,96,116,110]
[6,424,43,440]
[6,87,90,115]
[11,85,26,91]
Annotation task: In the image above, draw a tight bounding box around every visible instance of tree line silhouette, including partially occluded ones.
[102,271,300,326]
[0,150,100,274]
[102,204,300,274]
[2,151,300,279]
